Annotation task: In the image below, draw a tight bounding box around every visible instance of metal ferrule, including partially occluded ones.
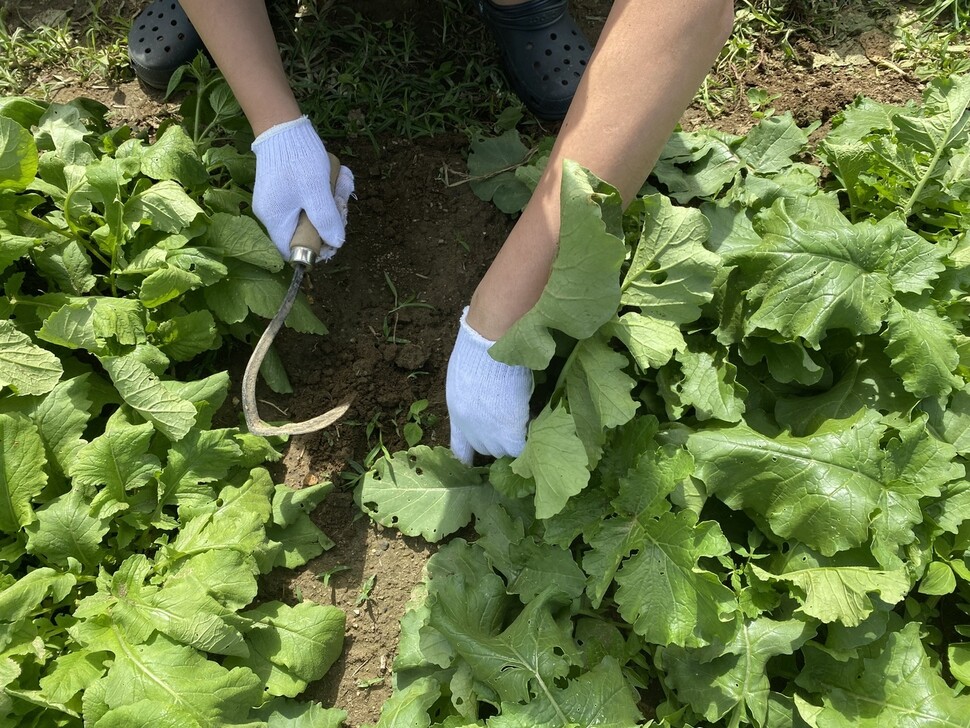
[289,246,316,267]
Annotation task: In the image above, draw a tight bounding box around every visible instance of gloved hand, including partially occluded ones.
[251,116,354,261]
[446,307,533,465]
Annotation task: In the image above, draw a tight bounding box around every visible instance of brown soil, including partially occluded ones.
[5,0,927,725]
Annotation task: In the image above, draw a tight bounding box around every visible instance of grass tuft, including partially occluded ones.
[0,0,131,96]
[270,0,519,142]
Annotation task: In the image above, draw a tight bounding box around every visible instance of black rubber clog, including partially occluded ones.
[128,0,205,90]
[477,0,593,120]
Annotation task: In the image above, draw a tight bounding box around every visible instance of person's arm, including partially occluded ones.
[467,0,736,339]
[179,0,300,134]
[448,0,735,464]
[178,0,353,260]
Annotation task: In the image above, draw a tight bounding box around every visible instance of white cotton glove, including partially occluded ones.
[446,307,533,465]
[251,116,354,261]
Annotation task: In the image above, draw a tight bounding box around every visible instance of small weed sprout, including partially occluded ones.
[355,574,377,607]
[402,398,433,447]
[382,272,433,345]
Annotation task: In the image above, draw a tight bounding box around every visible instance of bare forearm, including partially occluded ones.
[469,0,735,339]
[180,0,300,135]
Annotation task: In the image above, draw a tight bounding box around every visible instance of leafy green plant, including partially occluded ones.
[0,96,345,726]
[356,75,970,727]
[403,398,433,448]
[355,574,378,608]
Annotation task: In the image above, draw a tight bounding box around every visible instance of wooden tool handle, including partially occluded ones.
[288,152,343,263]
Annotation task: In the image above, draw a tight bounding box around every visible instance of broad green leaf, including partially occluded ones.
[0,413,48,535]
[258,698,347,728]
[139,124,208,187]
[652,130,742,203]
[739,197,908,346]
[918,561,956,595]
[658,340,747,422]
[25,374,94,486]
[424,539,513,648]
[204,260,326,334]
[689,411,885,555]
[431,586,579,706]
[0,320,62,396]
[613,510,737,647]
[488,657,643,728]
[93,701,202,728]
[38,649,107,706]
[821,76,970,227]
[607,312,684,370]
[893,72,970,156]
[774,350,912,436]
[872,415,962,568]
[24,487,109,568]
[796,622,970,726]
[256,341,293,394]
[35,102,98,164]
[272,481,333,528]
[704,200,763,260]
[0,229,37,275]
[739,338,824,386]
[100,354,197,441]
[32,238,97,295]
[0,116,38,191]
[72,421,159,502]
[364,677,441,728]
[950,643,970,688]
[751,563,908,626]
[95,632,263,725]
[883,295,961,399]
[205,212,284,272]
[123,180,204,233]
[159,468,273,567]
[583,442,691,606]
[394,586,454,672]
[620,194,719,325]
[735,113,809,174]
[491,161,625,369]
[0,567,75,636]
[661,617,814,726]
[224,601,345,697]
[160,371,230,430]
[161,549,258,612]
[136,581,249,656]
[153,309,220,362]
[156,428,243,511]
[138,266,204,308]
[613,436,692,520]
[476,506,586,603]
[467,130,532,214]
[564,333,638,465]
[0,96,46,128]
[259,515,334,572]
[821,97,896,212]
[926,480,970,535]
[38,297,147,352]
[85,157,134,255]
[166,246,228,285]
[582,516,649,609]
[511,403,590,520]
[924,386,970,456]
[357,446,498,542]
